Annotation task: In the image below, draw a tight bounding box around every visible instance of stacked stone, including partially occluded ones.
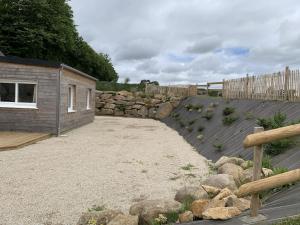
[95,90,181,119]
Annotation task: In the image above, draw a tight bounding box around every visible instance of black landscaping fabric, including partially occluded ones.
[161,96,300,224]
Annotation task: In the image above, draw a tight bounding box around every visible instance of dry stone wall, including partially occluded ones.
[95,90,182,119]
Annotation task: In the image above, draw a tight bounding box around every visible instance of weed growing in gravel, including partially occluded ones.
[213,143,224,152]
[188,119,197,125]
[223,115,239,125]
[193,104,204,110]
[187,126,194,133]
[197,126,205,132]
[88,205,105,212]
[181,163,195,171]
[223,107,235,116]
[202,111,214,120]
[262,155,273,169]
[245,112,255,120]
[181,196,194,211]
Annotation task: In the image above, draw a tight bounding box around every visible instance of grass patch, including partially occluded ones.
[181,196,194,212]
[223,115,239,125]
[88,205,105,212]
[213,143,224,152]
[262,155,273,169]
[272,216,300,225]
[97,81,145,92]
[181,163,195,171]
[223,107,235,116]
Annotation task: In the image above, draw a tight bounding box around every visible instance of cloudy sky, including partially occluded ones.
[69,0,300,84]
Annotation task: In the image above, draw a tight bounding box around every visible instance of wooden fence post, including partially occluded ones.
[250,126,264,217]
[284,66,290,101]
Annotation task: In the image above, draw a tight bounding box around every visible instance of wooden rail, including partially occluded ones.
[243,124,300,148]
[237,169,300,197]
[241,124,300,217]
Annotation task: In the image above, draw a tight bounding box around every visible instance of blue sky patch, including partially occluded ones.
[215,47,250,56]
[167,53,195,63]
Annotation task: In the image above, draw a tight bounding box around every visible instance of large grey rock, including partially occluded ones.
[218,163,244,186]
[156,102,173,119]
[129,199,181,225]
[175,186,209,203]
[215,156,245,168]
[77,210,123,225]
[107,214,138,225]
[203,174,238,191]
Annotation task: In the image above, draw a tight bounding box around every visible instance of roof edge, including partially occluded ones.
[61,64,98,82]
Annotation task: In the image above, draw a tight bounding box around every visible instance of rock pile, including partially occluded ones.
[95,91,181,119]
[77,156,275,225]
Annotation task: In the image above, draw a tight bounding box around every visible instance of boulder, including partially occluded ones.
[240,167,254,184]
[201,185,221,198]
[101,93,113,100]
[114,95,126,101]
[215,156,245,168]
[171,101,180,108]
[218,163,244,186]
[96,101,105,108]
[148,108,157,118]
[129,199,181,225]
[206,198,226,210]
[77,210,123,225]
[190,199,210,218]
[156,102,173,119]
[138,106,148,118]
[132,104,143,110]
[240,160,253,170]
[107,214,138,225]
[213,188,232,200]
[174,186,209,203]
[118,90,132,97]
[203,174,238,191]
[178,211,194,223]
[202,207,241,220]
[104,103,116,109]
[100,109,114,115]
[225,195,250,212]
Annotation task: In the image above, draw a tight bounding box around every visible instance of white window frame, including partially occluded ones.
[86,88,91,110]
[68,85,76,113]
[0,80,37,109]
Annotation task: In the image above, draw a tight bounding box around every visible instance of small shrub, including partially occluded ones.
[257,112,286,130]
[213,143,224,152]
[262,155,273,169]
[273,167,289,176]
[202,111,214,120]
[181,196,194,212]
[223,107,235,116]
[171,112,180,119]
[187,127,193,133]
[193,104,204,110]
[264,139,294,156]
[272,216,300,225]
[223,115,239,125]
[245,112,255,120]
[198,126,205,132]
[185,104,194,111]
[188,119,197,125]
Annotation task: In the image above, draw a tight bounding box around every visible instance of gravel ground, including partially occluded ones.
[0,116,209,225]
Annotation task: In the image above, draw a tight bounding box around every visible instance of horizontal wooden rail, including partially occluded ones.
[243,124,300,148]
[236,169,300,197]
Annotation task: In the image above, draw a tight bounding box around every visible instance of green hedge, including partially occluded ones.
[96,81,145,92]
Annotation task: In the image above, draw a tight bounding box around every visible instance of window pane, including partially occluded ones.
[68,87,72,108]
[0,83,15,102]
[18,84,36,103]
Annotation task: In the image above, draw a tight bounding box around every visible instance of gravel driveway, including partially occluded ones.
[0,116,209,225]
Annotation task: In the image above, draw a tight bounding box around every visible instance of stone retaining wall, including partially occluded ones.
[95,91,181,119]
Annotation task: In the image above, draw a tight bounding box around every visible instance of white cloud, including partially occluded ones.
[69,0,300,84]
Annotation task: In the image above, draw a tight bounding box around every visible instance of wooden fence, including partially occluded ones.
[145,84,197,97]
[223,67,300,101]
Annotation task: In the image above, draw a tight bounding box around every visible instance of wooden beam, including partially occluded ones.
[243,124,300,148]
[250,127,264,217]
[236,169,300,198]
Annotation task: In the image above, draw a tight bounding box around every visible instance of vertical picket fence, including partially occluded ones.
[223,67,300,101]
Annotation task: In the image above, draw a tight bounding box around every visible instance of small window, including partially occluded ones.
[68,85,76,112]
[0,81,37,108]
[86,89,91,110]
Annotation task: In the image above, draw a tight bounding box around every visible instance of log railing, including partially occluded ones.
[238,124,300,217]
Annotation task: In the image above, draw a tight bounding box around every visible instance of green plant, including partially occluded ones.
[223,107,235,116]
[165,211,179,223]
[181,196,194,212]
[264,139,294,156]
[213,143,224,152]
[202,111,214,120]
[188,119,197,125]
[223,115,239,125]
[262,155,273,169]
[245,112,255,120]
[272,215,300,225]
[187,127,193,133]
[88,205,105,212]
[272,167,289,176]
[257,112,286,130]
[197,126,205,132]
[193,104,204,110]
[181,163,195,171]
[185,104,194,111]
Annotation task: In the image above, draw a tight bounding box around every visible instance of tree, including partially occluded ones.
[0,0,118,81]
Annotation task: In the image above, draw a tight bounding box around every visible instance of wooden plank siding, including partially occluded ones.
[0,62,59,133]
[59,69,96,133]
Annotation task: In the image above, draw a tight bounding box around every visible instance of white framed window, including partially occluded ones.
[68,85,76,112]
[0,80,37,109]
[86,89,91,110]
